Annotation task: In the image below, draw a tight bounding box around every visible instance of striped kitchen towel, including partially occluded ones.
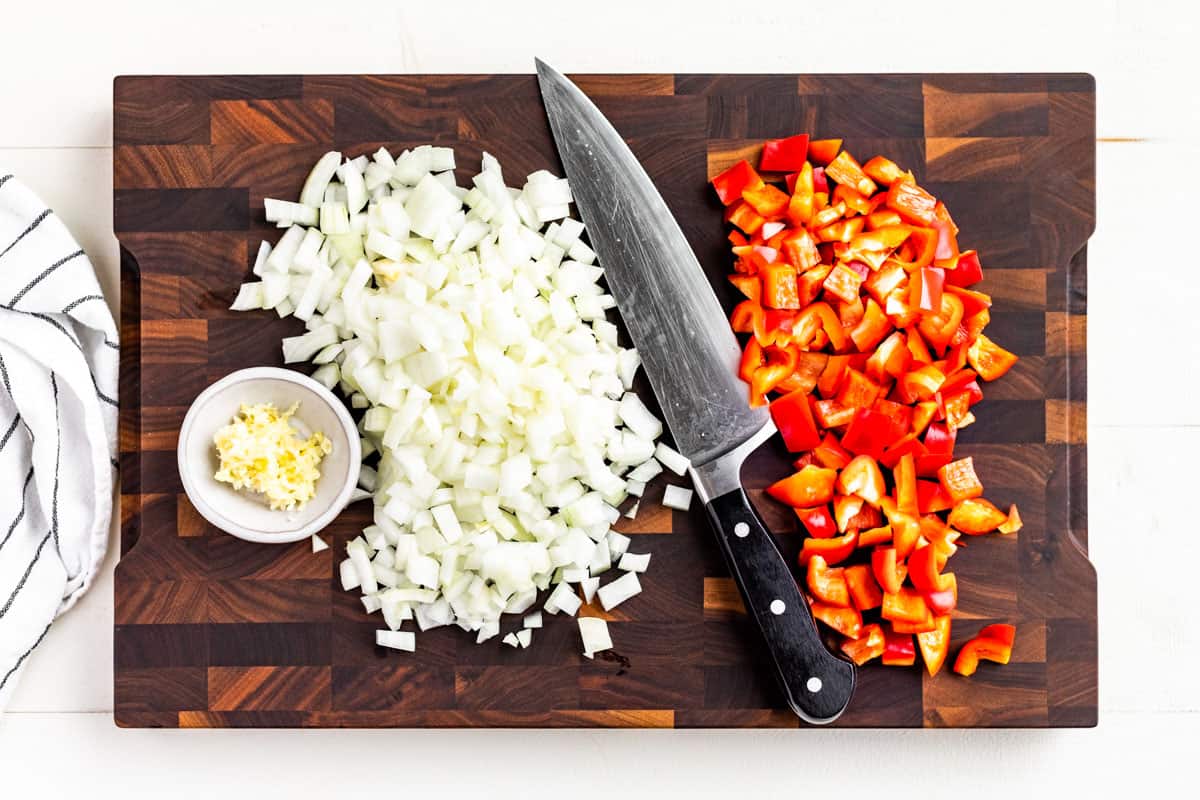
[0,174,117,709]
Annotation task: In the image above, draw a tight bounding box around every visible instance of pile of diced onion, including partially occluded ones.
[230,145,694,656]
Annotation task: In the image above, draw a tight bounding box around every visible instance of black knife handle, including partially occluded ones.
[704,488,855,724]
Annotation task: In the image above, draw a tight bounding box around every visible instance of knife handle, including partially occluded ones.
[704,488,855,724]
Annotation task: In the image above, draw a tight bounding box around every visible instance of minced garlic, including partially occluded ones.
[213,402,332,511]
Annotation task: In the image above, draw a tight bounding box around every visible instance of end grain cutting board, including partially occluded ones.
[114,73,1097,728]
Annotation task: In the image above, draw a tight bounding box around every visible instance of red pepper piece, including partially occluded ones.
[725,200,765,235]
[953,624,1016,676]
[810,602,862,638]
[881,587,930,625]
[728,274,761,303]
[918,615,952,676]
[841,408,900,458]
[882,629,917,666]
[967,333,1019,382]
[799,530,858,566]
[832,494,863,533]
[844,565,883,611]
[948,497,1008,534]
[813,432,852,469]
[944,249,984,287]
[909,266,945,313]
[917,292,966,353]
[807,139,842,165]
[998,504,1023,534]
[917,422,957,477]
[759,133,809,172]
[822,263,865,305]
[824,150,877,197]
[886,180,937,226]
[814,399,856,429]
[760,263,800,310]
[916,479,954,514]
[742,183,791,218]
[856,524,892,548]
[893,452,919,517]
[878,432,926,471]
[712,159,765,206]
[837,455,886,507]
[767,465,837,508]
[770,388,821,452]
[812,167,829,194]
[923,573,958,616]
[806,555,851,607]
[871,546,906,595]
[781,228,820,269]
[794,505,837,539]
[841,623,886,665]
[862,156,905,187]
[937,457,984,504]
[908,543,953,593]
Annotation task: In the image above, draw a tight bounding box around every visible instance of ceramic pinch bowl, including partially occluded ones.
[177,367,360,544]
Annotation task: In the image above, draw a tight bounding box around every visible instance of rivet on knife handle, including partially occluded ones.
[704,486,855,724]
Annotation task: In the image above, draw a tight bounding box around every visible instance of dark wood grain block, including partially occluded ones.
[115,73,1096,729]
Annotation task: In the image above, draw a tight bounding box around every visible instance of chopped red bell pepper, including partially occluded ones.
[862,156,905,187]
[893,452,919,516]
[712,159,764,206]
[871,546,906,595]
[825,151,877,197]
[841,624,886,665]
[799,530,858,566]
[882,629,917,666]
[809,602,862,639]
[948,497,1008,534]
[967,333,1019,382]
[909,266,945,313]
[832,494,863,533]
[917,422,957,477]
[725,200,765,234]
[767,464,837,507]
[937,457,984,503]
[782,227,820,269]
[844,564,883,611]
[822,263,865,305]
[811,432,852,469]
[760,263,800,310]
[878,432,926,470]
[814,399,856,429]
[998,504,1023,534]
[841,408,899,458]
[907,543,953,593]
[917,292,966,352]
[953,624,1016,676]
[742,183,791,218]
[886,179,937,226]
[944,249,984,287]
[812,166,829,194]
[728,274,761,303]
[923,573,958,615]
[836,455,886,507]
[770,388,821,452]
[881,587,931,626]
[807,138,842,165]
[916,479,954,514]
[857,524,892,548]
[795,504,837,539]
[759,133,809,172]
[806,555,851,607]
[918,615,952,676]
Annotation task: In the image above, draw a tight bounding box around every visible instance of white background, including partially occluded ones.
[1,0,1197,795]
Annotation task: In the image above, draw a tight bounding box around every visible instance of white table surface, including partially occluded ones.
[1,0,1196,795]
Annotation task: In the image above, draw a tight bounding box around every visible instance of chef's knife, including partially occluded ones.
[536,60,855,724]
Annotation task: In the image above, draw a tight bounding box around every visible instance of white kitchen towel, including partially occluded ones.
[0,174,117,709]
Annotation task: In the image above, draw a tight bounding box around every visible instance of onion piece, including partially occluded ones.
[618,551,651,573]
[523,611,543,629]
[311,534,329,554]
[654,443,691,476]
[376,630,416,652]
[578,617,612,658]
[662,485,694,511]
[597,571,641,611]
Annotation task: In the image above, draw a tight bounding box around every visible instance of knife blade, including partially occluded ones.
[536,59,855,724]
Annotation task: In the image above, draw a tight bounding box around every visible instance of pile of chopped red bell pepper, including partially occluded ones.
[712,134,1022,677]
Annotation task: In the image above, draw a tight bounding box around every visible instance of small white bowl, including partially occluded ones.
[177,367,361,544]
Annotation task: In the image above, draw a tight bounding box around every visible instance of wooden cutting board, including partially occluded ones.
[114,73,1096,728]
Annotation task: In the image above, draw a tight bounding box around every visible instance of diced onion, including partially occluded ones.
[232,146,687,654]
[662,485,694,511]
[618,551,650,573]
[578,617,612,658]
